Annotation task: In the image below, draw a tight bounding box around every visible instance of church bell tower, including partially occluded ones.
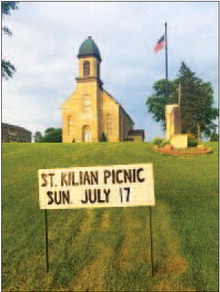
[73,36,103,142]
[76,36,103,88]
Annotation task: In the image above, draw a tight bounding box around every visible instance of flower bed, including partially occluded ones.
[154,145,213,156]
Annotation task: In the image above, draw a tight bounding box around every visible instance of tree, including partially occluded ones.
[146,62,218,137]
[43,128,62,142]
[34,128,62,142]
[44,127,56,135]
[2,1,19,80]
[34,131,43,143]
[146,79,177,130]
[210,132,219,142]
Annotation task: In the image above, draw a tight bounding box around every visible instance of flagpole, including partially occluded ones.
[165,22,169,104]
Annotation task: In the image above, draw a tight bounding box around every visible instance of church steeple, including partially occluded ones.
[76,36,102,87]
[78,36,101,61]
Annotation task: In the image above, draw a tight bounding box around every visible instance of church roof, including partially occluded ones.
[128,129,145,137]
[78,36,101,61]
[103,90,134,125]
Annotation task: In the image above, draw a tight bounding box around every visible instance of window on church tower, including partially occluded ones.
[83,61,90,76]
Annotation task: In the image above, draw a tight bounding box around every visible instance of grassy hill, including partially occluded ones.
[2,142,218,291]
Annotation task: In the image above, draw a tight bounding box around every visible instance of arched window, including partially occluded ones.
[83,61,90,76]
[106,114,112,136]
[82,125,92,142]
[67,115,74,136]
[82,95,91,113]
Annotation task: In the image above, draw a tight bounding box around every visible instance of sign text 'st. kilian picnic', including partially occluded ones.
[38,164,155,209]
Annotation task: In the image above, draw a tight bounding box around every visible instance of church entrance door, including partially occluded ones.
[83,125,92,142]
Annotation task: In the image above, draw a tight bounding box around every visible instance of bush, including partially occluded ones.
[161,140,170,147]
[188,133,198,147]
[100,133,107,142]
[188,140,198,147]
[153,138,164,146]
[210,133,219,142]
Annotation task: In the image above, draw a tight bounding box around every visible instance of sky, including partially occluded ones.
[2,1,218,141]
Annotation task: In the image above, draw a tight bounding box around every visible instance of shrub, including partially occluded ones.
[161,140,170,147]
[210,133,219,142]
[153,138,164,146]
[100,133,107,142]
[188,140,198,147]
[188,133,198,147]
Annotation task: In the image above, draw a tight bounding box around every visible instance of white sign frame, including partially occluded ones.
[38,163,155,209]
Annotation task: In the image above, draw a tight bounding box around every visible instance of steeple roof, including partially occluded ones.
[77,36,101,61]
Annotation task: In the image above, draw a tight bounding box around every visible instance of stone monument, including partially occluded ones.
[165,103,188,149]
[165,104,181,139]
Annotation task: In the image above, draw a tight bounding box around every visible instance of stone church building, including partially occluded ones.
[61,36,144,143]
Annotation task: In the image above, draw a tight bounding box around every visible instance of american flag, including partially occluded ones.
[154,35,165,53]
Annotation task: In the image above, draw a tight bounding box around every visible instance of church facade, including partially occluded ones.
[61,36,144,143]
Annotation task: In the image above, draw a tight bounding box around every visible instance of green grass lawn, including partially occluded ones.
[2,142,218,291]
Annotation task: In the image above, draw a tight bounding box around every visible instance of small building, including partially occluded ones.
[61,36,144,143]
[2,123,32,143]
[127,129,145,142]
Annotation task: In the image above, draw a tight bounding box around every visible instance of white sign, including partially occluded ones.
[38,163,155,209]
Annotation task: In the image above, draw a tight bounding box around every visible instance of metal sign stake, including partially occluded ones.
[149,206,154,277]
[44,209,49,273]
